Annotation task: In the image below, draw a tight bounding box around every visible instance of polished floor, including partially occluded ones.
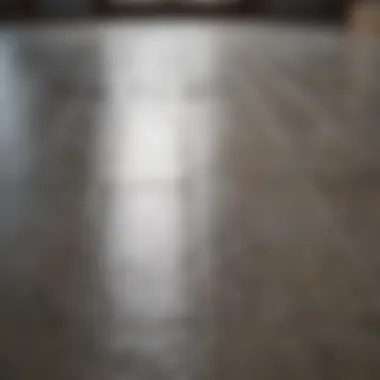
[0,21,380,380]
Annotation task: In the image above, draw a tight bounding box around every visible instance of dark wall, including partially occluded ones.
[0,0,91,17]
[269,0,345,18]
[0,0,22,16]
[1,0,345,18]
[41,0,91,16]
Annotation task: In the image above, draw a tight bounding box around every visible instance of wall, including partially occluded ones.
[0,0,92,17]
[0,0,21,16]
[41,0,91,16]
[269,0,345,18]
[1,0,345,18]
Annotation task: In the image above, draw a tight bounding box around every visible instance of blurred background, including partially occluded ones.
[0,0,347,20]
[0,1,380,380]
